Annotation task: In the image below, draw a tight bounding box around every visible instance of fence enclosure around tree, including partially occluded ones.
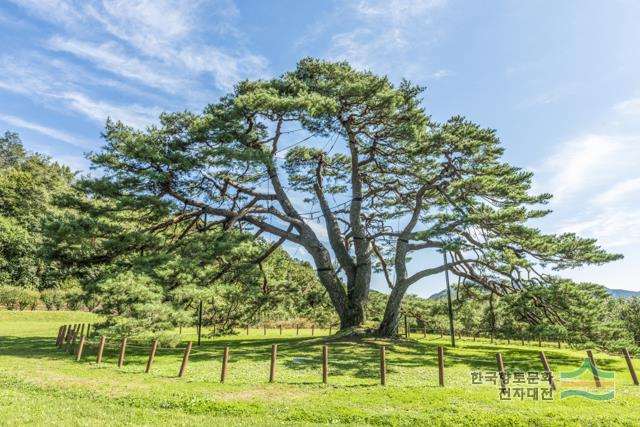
[54,322,640,388]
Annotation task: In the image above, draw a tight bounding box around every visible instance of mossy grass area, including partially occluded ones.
[1,310,639,426]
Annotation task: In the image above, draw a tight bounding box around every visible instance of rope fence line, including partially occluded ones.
[52,323,640,388]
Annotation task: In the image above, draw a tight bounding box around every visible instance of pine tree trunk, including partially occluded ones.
[378,282,407,336]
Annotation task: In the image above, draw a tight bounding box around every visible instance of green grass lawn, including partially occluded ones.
[1,311,639,426]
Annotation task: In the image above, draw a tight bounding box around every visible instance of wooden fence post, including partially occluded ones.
[380,346,387,385]
[65,331,73,353]
[178,341,192,378]
[496,353,507,393]
[96,336,105,365]
[65,324,75,349]
[586,350,601,388]
[220,346,229,383]
[59,325,67,348]
[269,344,277,383]
[145,340,158,373]
[322,345,329,384]
[539,351,556,390]
[117,337,127,368]
[438,346,445,386]
[70,330,78,354]
[75,335,86,361]
[622,348,639,386]
[56,326,63,346]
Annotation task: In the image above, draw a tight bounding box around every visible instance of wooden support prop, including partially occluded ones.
[96,336,105,365]
[623,348,639,386]
[322,345,329,384]
[178,341,192,378]
[539,351,556,390]
[312,325,315,336]
[145,340,158,373]
[586,350,601,388]
[80,323,85,338]
[220,346,229,383]
[197,300,203,347]
[86,324,91,338]
[438,346,445,386]
[269,344,277,383]
[496,353,507,393]
[380,346,387,385]
[404,315,409,338]
[117,337,127,368]
[75,335,86,361]
[64,324,71,341]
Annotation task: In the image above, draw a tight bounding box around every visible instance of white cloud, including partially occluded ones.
[58,92,162,129]
[541,134,623,202]
[48,37,189,93]
[613,97,640,116]
[0,113,91,149]
[560,208,640,248]
[13,0,268,94]
[315,0,448,80]
[428,69,451,80]
[593,177,640,205]
[0,56,163,129]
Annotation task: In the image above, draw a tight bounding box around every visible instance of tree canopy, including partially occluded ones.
[75,59,621,336]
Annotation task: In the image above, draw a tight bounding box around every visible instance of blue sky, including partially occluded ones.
[1,0,640,296]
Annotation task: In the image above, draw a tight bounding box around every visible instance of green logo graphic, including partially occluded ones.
[559,358,615,400]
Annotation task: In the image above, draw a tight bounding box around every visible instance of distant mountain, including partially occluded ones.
[605,288,640,298]
[427,286,640,300]
[428,289,448,300]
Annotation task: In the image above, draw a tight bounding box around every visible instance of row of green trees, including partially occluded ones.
[391,284,640,352]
